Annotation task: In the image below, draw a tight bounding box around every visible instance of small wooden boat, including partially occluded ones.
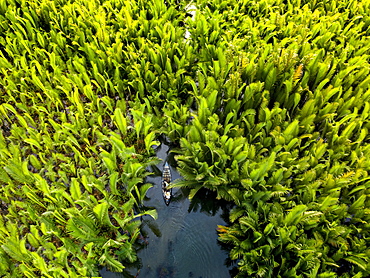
[162,162,171,205]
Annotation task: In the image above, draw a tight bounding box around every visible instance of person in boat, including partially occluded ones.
[162,180,169,189]
[162,181,170,194]
[164,190,171,200]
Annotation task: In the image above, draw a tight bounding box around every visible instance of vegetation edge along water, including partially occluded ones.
[0,0,369,277]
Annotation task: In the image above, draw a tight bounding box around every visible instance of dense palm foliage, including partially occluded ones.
[0,0,369,277]
[171,0,370,277]
[0,0,167,276]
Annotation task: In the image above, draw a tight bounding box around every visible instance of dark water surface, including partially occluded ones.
[101,143,232,278]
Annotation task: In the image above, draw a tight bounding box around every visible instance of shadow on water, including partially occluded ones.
[101,139,235,278]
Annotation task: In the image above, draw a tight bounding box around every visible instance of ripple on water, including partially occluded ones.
[171,210,229,278]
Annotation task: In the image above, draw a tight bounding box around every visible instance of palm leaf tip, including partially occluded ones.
[217,225,229,233]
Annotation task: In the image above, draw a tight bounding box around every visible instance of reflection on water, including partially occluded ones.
[101,141,233,278]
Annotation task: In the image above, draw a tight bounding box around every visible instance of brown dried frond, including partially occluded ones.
[293,63,304,82]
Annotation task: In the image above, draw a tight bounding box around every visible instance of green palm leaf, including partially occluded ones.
[284,205,307,226]
[93,202,115,228]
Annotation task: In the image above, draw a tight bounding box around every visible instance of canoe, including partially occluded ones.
[162,162,172,205]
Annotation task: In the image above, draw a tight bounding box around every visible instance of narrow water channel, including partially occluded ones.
[101,142,232,278]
